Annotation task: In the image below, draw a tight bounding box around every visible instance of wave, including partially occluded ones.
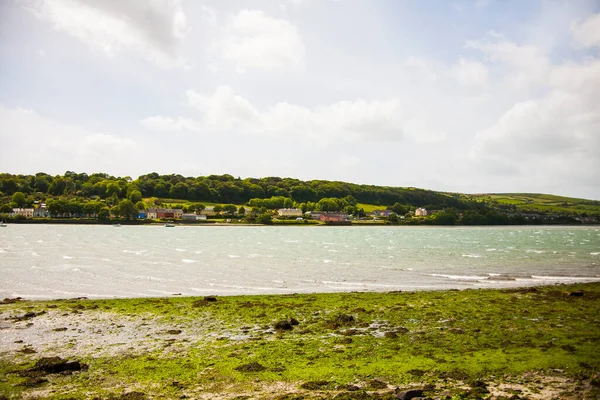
[430,273,488,281]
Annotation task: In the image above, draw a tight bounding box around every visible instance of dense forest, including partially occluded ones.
[0,171,484,210]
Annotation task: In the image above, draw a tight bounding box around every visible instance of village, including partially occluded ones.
[5,204,430,224]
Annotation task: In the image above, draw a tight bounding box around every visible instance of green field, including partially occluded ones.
[471,193,600,216]
[1,283,599,399]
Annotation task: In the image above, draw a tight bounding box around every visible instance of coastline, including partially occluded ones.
[1,283,599,399]
[1,219,598,227]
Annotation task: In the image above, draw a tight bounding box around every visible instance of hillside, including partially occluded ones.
[1,172,598,220]
[471,193,600,216]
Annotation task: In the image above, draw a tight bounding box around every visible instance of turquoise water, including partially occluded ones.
[1,225,599,299]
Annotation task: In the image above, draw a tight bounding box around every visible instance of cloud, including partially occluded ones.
[571,13,600,48]
[472,58,600,192]
[142,86,405,142]
[0,106,138,175]
[24,0,190,68]
[466,33,550,88]
[139,116,200,132]
[221,10,305,71]
[452,58,488,87]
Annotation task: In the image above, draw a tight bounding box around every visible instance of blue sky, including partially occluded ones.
[0,0,599,199]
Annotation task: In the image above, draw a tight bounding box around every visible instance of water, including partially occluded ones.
[1,225,599,299]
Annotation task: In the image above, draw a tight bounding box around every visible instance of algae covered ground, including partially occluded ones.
[1,283,600,399]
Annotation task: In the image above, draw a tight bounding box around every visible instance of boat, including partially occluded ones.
[165,223,175,227]
[112,223,121,227]
[0,223,6,227]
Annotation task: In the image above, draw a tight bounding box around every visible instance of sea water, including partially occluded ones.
[1,225,599,299]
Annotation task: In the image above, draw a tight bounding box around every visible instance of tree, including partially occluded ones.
[128,190,143,203]
[238,206,246,216]
[106,182,121,198]
[257,213,272,224]
[48,177,66,196]
[213,204,223,213]
[222,204,237,215]
[116,199,138,220]
[98,207,110,220]
[12,192,26,207]
[0,204,12,213]
[136,201,146,211]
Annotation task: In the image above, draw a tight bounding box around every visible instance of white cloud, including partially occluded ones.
[452,58,488,87]
[572,13,600,48]
[24,0,190,68]
[472,58,600,192]
[221,10,305,71]
[142,86,406,142]
[139,116,200,132]
[186,86,259,130]
[0,107,138,175]
[466,33,550,88]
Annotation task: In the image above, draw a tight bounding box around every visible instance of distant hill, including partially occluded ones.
[470,193,600,216]
[1,172,598,218]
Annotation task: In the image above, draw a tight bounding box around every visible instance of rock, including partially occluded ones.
[19,346,37,354]
[274,320,293,331]
[167,329,182,335]
[337,384,360,391]
[300,380,332,390]
[53,327,68,332]
[119,392,146,399]
[204,296,217,302]
[569,291,584,297]
[1,297,22,304]
[396,389,424,400]
[334,313,355,324]
[21,357,88,376]
[234,362,267,372]
[367,379,388,389]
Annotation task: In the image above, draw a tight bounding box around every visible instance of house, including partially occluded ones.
[33,206,50,218]
[415,208,428,216]
[319,212,351,224]
[277,208,303,218]
[200,207,217,216]
[309,211,324,220]
[146,208,183,219]
[11,208,34,218]
[373,210,394,218]
[182,213,207,221]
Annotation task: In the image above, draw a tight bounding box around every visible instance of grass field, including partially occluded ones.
[471,193,600,216]
[1,283,599,399]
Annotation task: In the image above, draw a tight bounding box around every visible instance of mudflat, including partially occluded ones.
[1,283,599,399]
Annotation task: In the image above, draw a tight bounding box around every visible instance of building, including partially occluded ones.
[373,210,394,218]
[182,213,207,221]
[33,206,50,218]
[146,208,183,219]
[319,212,351,224]
[309,211,324,220]
[415,208,428,216]
[277,208,303,218]
[200,206,217,216]
[11,208,34,218]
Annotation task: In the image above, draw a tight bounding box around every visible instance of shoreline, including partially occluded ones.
[1,283,599,399]
[2,219,599,227]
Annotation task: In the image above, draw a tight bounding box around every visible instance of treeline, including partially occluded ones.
[0,171,484,211]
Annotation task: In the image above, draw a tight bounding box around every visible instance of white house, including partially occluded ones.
[278,208,303,217]
[11,208,34,218]
[415,208,428,216]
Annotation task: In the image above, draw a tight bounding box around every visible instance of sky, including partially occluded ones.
[0,0,599,199]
